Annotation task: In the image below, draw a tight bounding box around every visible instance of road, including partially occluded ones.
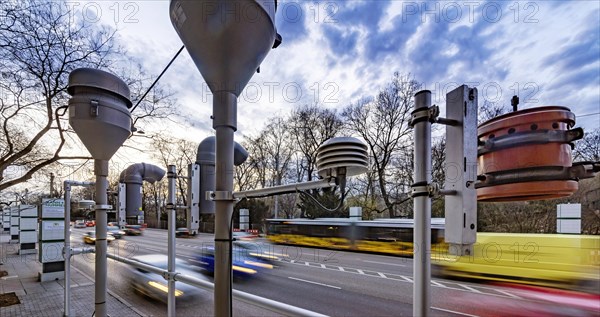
[68,227,562,317]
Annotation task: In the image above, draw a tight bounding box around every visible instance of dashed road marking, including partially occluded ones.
[431,280,446,287]
[493,289,521,299]
[458,283,483,293]
[362,260,406,267]
[278,258,519,299]
[288,277,341,289]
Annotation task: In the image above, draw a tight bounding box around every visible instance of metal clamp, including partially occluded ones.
[92,204,112,210]
[411,183,433,198]
[162,271,179,282]
[206,191,235,201]
[409,105,439,127]
[476,162,600,188]
[478,128,584,155]
[412,183,457,197]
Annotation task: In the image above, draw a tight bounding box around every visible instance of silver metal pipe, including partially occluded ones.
[413,90,432,316]
[166,165,177,317]
[94,159,109,317]
[213,91,237,317]
[233,179,336,199]
[105,253,328,317]
[62,180,94,317]
[64,181,71,317]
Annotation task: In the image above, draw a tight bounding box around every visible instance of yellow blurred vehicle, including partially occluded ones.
[83,231,116,244]
[433,233,600,293]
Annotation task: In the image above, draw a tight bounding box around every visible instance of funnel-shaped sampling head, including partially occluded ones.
[68,68,132,160]
[170,0,277,96]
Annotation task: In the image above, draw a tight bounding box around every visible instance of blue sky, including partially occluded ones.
[88,0,599,139]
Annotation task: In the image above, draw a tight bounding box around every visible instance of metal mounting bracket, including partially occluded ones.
[206,191,235,201]
[410,105,439,127]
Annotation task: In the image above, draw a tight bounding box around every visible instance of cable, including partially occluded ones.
[578,112,600,117]
[130,45,185,114]
[299,188,347,213]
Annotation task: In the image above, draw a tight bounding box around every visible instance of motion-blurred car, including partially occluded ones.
[123,225,143,236]
[83,231,115,244]
[85,220,95,227]
[176,228,191,238]
[107,222,119,227]
[190,246,273,280]
[233,241,286,264]
[74,220,86,228]
[107,226,126,239]
[233,231,258,241]
[452,282,600,317]
[128,254,206,302]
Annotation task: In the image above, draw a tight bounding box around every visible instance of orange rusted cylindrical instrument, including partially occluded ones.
[476,106,584,202]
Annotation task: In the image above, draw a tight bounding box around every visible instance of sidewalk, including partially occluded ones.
[0,233,142,317]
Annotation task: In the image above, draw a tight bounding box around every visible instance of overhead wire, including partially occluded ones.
[130,45,185,114]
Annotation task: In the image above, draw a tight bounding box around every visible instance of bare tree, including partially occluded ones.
[244,115,294,217]
[574,128,600,162]
[288,104,343,182]
[0,1,178,193]
[342,72,419,217]
[478,100,507,125]
[0,0,116,191]
[150,134,196,206]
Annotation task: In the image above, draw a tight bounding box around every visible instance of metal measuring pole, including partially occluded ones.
[64,181,72,317]
[94,159,110,317]
[63,180,94,317]
[213,91,237,317]
[166,165,177,316]
[412,90,433,316]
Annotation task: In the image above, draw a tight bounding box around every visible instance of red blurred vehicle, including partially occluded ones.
[85,220,96,227]
[454,283,600,317]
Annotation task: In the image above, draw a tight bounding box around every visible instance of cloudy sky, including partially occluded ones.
[84,0,599,139]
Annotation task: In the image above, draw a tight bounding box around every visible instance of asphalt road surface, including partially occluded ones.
[68,228,573,317]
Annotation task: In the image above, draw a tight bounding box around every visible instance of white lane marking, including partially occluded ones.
[0,275,18,280]
[362,260,406,267]
[378,272,387,278]
[356,269,364,274]
[338,267,345,272]
[320,264,326,269]
[144,247,161,252]
[431,280,446,287]
[288,277,341,289]
[401,276,413,282]
[458,284,482,293]
[494,289,521,299]
[432,307,479,317]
